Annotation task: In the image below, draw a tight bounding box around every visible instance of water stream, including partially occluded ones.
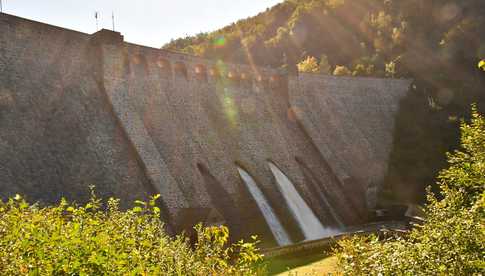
[268,162,338,241]
[237,167,292,246]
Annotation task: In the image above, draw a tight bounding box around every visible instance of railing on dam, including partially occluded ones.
[262,221,410,259]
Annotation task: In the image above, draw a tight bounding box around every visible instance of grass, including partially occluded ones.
[274,256,339,275]
[266,252,340,275]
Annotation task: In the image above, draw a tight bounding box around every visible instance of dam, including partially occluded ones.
[0,13,411,246]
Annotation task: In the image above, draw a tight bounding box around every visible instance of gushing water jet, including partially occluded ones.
[268,162,339,241]
[237,167,292,246]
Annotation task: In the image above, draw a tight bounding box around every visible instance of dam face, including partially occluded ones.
[0,13,411,246]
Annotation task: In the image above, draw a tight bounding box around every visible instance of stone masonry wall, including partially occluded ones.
[0,14,154,209]
[0,13,411,246]
[290,74,412,208]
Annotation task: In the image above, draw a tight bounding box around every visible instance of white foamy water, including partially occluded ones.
[268,162,338,241]
[237,167,292,246]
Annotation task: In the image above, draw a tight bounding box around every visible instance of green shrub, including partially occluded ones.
[297,56,320,73]
[0,191,264,275]
[337,106,485,275]
[333,65,352,76]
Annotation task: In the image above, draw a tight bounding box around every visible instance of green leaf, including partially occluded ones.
[479,60,485,71]
[134,200,146,206]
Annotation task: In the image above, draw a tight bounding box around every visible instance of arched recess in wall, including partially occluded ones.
[157,57,172,77]
[256,74,268,87]
[174,62,188,79]
[131,53,149,72]
[269,74,282,88]
[194,64,208,82]
[227,70,240,86]
[240,72,252,86]
[209,66,221,80]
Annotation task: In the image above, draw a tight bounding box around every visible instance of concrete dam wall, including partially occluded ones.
[0,13,411,246]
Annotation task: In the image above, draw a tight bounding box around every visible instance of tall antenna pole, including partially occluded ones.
[112,11,115,31]
[95,11,99,31]
[1,0,3,13]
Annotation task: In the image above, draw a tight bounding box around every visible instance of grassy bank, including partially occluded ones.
[266,252,339,275]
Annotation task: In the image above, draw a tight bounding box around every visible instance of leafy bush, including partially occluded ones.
[0,191,264,275]
[297,56,319,73]
[337,106,485,275]
[333,65,352,76]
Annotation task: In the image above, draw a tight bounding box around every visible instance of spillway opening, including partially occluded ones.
[236,166,292,246]
[240,72,252,87]
[227,71,241,86]
[157,58,172,77]
[268,161,339,241]
[131,53,149,73]
[209,66,221,79]
[194,64,208,82]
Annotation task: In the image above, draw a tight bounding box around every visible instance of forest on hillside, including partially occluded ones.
[164,0,485,204]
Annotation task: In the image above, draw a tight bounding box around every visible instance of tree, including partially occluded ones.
[333,65,352,76]
[0,193,264,275]
[325,0,345,9]
[337,106,485,275]
[297,56,320,73]
[385,61,397,78]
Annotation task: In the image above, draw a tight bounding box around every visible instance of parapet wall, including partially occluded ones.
[0,13,411,246]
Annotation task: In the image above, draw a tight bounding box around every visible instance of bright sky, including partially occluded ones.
[1,0,283,48]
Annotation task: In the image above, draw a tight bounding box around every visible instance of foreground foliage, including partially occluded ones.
[337,106,485,275]
[0,192,263,275]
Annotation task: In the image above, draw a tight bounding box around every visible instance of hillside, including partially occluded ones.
[163,0,485,203]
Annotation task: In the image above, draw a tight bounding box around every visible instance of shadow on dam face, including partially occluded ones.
[196,163,239,226]
[295,156,344,228]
